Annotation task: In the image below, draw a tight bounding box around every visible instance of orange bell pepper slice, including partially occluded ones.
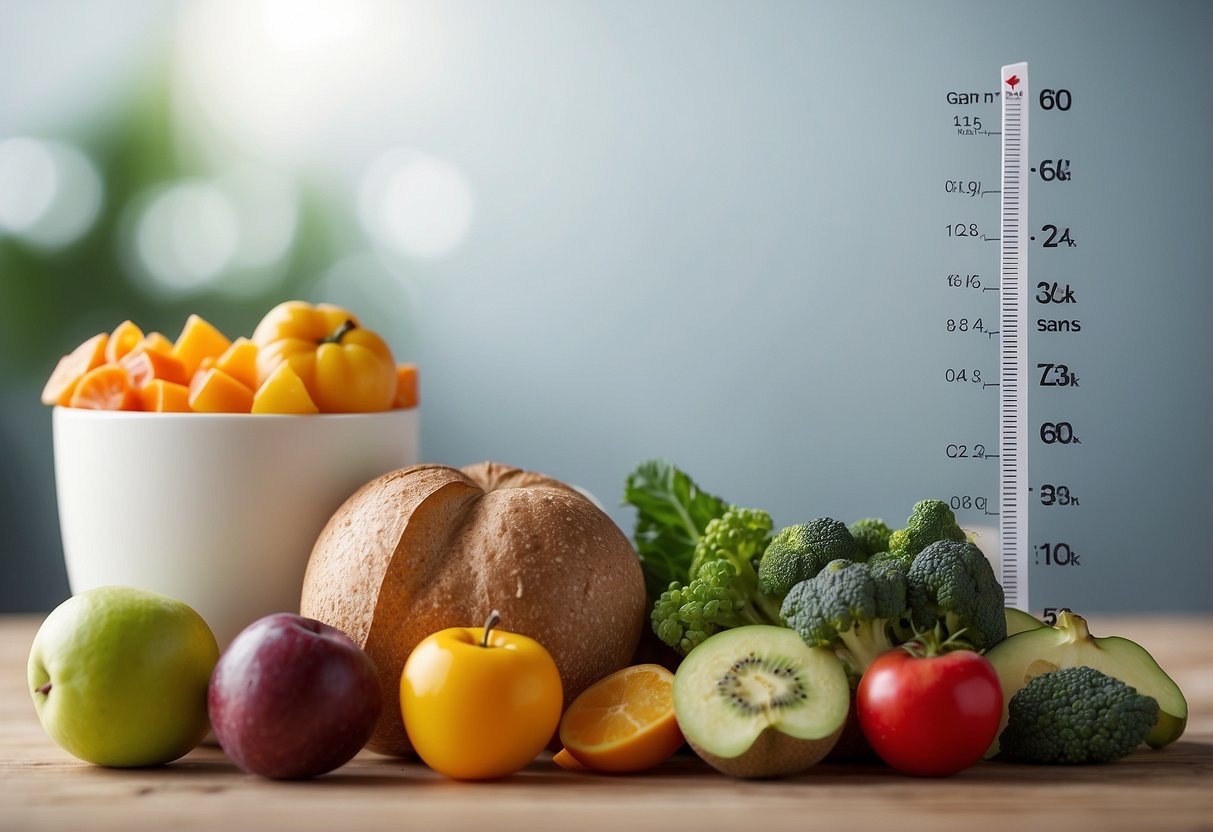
[394,363,419,409]
[140,380,191,413]
[189,367,253,413]
[173,315,232,378]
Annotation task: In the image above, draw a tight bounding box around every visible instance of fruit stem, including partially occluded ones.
[1056,608,1093,643]
[899,622,975,658]
[320,319,358,345]
[482,609,502,648]
[35,682,51,696]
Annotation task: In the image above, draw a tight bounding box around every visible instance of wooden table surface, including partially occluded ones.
[1,613,1210,832]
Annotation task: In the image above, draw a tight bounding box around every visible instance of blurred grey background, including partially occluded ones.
[2,0,1209,614]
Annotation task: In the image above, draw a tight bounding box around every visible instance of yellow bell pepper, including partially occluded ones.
[251,301,396,413]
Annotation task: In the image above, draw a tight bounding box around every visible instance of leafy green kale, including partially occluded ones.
[624,460,730,600]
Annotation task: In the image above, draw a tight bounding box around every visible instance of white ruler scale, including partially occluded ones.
[999,61,1030,611]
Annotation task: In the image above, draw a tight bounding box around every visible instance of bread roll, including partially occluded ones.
[300,461,647,756]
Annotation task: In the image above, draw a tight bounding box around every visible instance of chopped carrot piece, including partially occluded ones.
[189,367,253,413]
[68,364,141,411]
[393,363,419,409]
[173,315,232,378]
[41,333,109,406]
[252,361,318,414]
[120,349,188,389]
[215,337,259,391]
[140,380,191,413]
[104,320,145,364]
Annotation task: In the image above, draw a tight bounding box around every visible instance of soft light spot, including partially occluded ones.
[215,165,298,269]
[0,138,102,247]
[133,181,240,295]
[359,148,474,259]
[0,138,56,232]
[175,0,449,165]
[259,0,371,52]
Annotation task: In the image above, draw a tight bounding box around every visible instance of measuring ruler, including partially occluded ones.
[939,52,1204,617]
[936,61,1087,619]
[998,62,1029,611]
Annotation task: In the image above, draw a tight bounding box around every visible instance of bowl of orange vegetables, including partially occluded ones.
[41,301,420,647]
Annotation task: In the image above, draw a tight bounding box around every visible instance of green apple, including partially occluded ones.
[28,586,219,767]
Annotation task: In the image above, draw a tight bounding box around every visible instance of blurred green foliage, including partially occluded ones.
[0,73,342,387]
[0,70,344,611]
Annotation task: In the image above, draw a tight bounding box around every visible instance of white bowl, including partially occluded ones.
[52,406,419,648]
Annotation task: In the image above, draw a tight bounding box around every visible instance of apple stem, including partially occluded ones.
[482,609,501,648]
[36,682,51,696]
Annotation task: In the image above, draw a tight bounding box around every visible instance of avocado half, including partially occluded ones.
[1004,607,1045,637]
[984,609,1187,756]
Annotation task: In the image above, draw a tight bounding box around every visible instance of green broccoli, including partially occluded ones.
[880,500,967,568]
[780,558,907,679]
[757,518,859,598]
[905,539,1006,650]
[688,507,773,579]
[652,559,783,655]
[650,507,781,655]
[999,666,1159,764]
[849,518,892,561]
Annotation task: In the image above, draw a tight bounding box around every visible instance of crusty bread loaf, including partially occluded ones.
[300,461,647,756]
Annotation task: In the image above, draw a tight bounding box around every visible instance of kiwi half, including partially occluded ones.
[672,625,850,778]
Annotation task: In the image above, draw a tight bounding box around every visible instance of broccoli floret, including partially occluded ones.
[781,558,907,679]
[906,539,1006,650]
[849,518,892,562]
[757,519,859,598]
[688,507,773,580]
[885,500,966,565]
[999,666,1159,764]
[651,558,782,655]
[650,507,781,655]
[867,548,914,571]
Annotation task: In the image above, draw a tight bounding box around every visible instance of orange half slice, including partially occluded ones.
[558,664,683,773]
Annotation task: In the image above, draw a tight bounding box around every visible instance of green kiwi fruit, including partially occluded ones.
[672,625,849,778]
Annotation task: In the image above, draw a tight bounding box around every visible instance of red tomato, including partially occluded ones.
[856,648,1002,776]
